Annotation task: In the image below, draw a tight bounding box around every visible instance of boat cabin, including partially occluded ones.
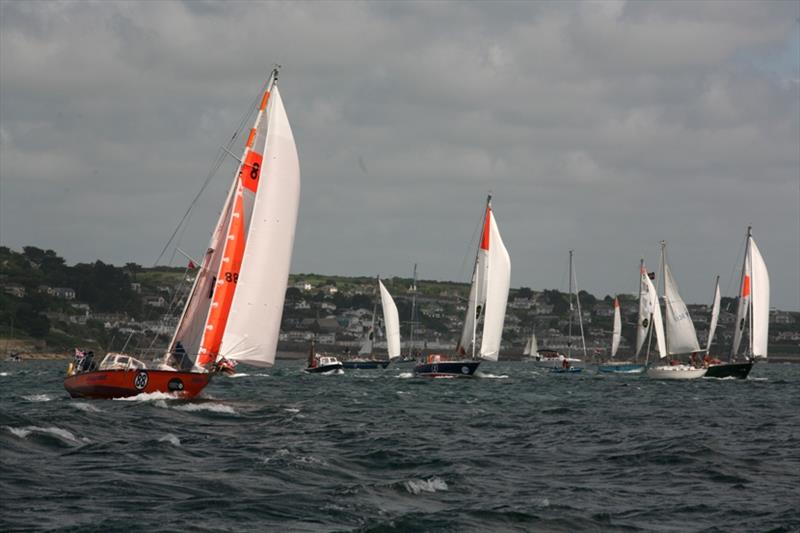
[315,355,340,367]
[427,354,443,363]
[98,353,147,371]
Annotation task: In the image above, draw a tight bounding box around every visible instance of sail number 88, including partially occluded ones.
[225,272,239,283]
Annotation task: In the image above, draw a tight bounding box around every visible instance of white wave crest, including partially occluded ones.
[284,408,300,413]
[22,394,52,402]
[158,433,181,446]
[0,372,9,376]
[174,403,236,414]
[228,373,249,378]
[71,402,101,413]
[396,372,413,379]
[114,391,180,402]
[404,477,448,495]
[476,372,509,379]
[5,425,88,444]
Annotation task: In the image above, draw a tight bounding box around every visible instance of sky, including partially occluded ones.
[1,1,798,310]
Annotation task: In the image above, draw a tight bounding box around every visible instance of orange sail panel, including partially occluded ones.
[240,150,263,194]
[741,275,751,297]
[197,186,247,366]
[480,206,492,251]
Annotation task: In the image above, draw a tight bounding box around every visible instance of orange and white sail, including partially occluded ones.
[731,227,769,359]
[457,197,511,361]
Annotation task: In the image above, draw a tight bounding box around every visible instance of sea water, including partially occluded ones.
[1,360,798,532]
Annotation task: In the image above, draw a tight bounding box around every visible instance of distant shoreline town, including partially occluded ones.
[2,246,798,362]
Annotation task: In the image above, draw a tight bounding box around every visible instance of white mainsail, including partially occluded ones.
[749,236,770,358]
[219,86,300,366]
[480,210,511,361]
[705,276,721,353]
[458,244,489,355]
[378,279,401,359]
[611,297,621,358]
[662,260,700,355]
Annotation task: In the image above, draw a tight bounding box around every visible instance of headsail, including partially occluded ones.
[705,276,720,354]
[219,85,301,366]
[378,279,401,359]
[479,209,511,361]
[749,236,769,358]
[645,270,667,358]
[662,259,700,355]
[611,297,621,358]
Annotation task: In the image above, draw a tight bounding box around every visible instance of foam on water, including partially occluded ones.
[476,372,509,379]
[114,391,180,402]
[397,372,413,379]
[22,394,52,402]
[404,477,449,495]
[0,371,9,376]
[284,408,300,413]
[229,373,250,378]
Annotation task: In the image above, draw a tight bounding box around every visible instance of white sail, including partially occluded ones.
[663,261,700,355]
[705,277,721,353]
[378,279,401,359]
[531,333,539,356]
[611,297,621,358]
[480,211,511,361]
[220,86,300,366]
[749,237,769,358]
[731,236,751,357]
[634,263,652,357]
[458,247,488,355]
[646,272,667,358]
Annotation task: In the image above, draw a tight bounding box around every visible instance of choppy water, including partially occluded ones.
[2,360,799,532]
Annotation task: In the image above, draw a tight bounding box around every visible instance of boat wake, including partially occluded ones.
[396,372,414,379]
[403,477,449,495]
[113,391,181,402]
[476,372,509,379]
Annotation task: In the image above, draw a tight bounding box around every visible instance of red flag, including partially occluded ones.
[188,260,197,269]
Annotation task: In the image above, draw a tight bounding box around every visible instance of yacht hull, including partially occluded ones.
[64,369,211,399]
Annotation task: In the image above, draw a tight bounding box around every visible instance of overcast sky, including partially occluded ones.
[1,1,798,310]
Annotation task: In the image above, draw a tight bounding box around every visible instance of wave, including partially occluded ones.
[173,403,236,414]
[22,394,52,402]
[396,372,414,379]
[284,408,301,414]
[5,425,88,445]
[158,433,181,446]
[0,371,8,376]
[71,402,101,413]
[404,477,448,495]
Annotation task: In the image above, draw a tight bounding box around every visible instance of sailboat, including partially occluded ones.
[522,328,539,359]
[598,296,644,373]
[646,242,707,380]
[340,277,401,369]
[64,69,301,398]
[414,195,510,377]
[704,227,768,378]
[395,264,421,364]
[550,250,584,373]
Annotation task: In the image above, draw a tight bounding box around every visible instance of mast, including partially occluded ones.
[568,250,573,359]
[458,193,492,359]
[747,229,754,359]
[660,240,668,356]
[409,263,417,358]
[571,251,588,360]
[471,250,480,360]
[706,275,720,354]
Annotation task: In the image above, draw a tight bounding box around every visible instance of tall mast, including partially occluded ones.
[409,263,417,357]
[660,240,668,356]
[747,227,754,359]
[572,251,588,360]
[568,250,573,359]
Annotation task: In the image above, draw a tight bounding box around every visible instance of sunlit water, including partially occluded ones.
[2,359,799,532]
